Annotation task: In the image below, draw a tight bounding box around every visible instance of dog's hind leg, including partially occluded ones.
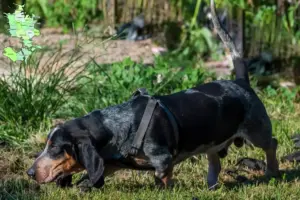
[207,153,221,190]
[242,118,279,177]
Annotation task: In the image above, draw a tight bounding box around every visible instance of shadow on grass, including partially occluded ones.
[0,178,41,200]
[110,166,300,192]
[223,166,300,189]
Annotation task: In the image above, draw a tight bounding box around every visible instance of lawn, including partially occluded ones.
[2,0,300,199]
[1,54,300,199]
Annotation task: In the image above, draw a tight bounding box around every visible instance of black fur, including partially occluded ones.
[27,0,279,190]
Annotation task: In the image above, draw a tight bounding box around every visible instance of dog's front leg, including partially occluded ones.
[154,166,174,188]
[207,153,221,190]
[75,173,104,193]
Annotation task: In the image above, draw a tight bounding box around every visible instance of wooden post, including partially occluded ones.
[100,0,107,25]
[107,0,116,27]
[236,8,245,57]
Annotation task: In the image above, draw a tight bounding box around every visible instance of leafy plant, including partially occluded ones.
[0,47,89,143]
[59,56,214,117]
[25,0,100,30]
[260,85,299,114]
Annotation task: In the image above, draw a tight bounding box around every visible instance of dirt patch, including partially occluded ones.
[0,28,231,78]
[0,148,35,180]
[0,29,159,76]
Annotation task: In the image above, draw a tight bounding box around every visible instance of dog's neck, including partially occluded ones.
[95,97,149,157]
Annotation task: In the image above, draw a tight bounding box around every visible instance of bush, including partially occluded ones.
[58,55,215,117]
[25,0,101,30]
[0,48,89,143]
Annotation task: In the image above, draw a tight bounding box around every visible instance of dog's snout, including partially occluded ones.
[27,167,36,179]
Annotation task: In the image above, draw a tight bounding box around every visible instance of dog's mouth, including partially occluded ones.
[42,171,64,184]
[53,172,65,182]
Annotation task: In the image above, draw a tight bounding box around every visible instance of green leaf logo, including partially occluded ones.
[3,4,41,63]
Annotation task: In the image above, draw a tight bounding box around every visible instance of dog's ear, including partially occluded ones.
[77,143,105,188]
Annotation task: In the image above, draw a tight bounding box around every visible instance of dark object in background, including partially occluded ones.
[281,151,300,163]
[291,134,300,149]
[116,14,151,41]
[281,134,300,163]
[224,157,267,183]
[224,169,248,183]
[236,157,266,171]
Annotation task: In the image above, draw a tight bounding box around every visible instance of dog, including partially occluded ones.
[27,0,279,191]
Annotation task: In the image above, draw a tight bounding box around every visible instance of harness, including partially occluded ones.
[128,88,179,157]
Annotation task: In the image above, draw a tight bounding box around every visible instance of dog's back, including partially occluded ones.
[153,0,277,165]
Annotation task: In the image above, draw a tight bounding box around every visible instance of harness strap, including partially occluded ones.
[129,97,158,156]
[129,88,180,157]
[158,100,179,155]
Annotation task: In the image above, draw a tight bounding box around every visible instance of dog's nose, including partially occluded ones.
[26,167,35,179]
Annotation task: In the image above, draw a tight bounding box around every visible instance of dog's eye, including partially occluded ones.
[51,145,60,152]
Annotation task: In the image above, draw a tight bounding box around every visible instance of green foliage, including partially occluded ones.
[179,25,219,61]
[59,56,213,117]
[25,0,100,30]
[261,85,299,113]
[0,48,88,143]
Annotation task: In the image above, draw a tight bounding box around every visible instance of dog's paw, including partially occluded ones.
[77,179,93,193]
[78,185,92,193]
[154,176,174,189]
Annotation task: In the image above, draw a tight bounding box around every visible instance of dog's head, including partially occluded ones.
[27,122,106,188]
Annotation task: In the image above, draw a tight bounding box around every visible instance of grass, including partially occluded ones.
[1,79,300,200]
[0,45,91,144]
[1,36,300,199]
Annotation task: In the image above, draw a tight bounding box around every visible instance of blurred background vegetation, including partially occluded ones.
[2,2,300,199]
[1,0,300,78]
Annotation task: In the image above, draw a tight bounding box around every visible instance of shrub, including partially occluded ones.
[25,0,101,30]
[58,55,215,117]
[0,48,90,143]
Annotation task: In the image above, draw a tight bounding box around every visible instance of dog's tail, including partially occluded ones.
[210,0,249,84]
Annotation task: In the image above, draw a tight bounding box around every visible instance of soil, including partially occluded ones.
[0,28,231,78]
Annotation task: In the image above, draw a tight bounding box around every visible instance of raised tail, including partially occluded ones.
[210,0,249,83]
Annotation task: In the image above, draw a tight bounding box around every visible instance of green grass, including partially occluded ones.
[1,42,300,200]
[1,82,300,200]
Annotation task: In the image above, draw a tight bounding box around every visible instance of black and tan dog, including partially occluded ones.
[27,0,279,191]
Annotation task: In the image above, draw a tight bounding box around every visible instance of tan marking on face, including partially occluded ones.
[62,151,84,174]
[34,151,83,183]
